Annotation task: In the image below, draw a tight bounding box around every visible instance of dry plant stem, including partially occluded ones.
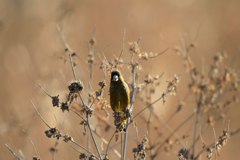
[52,113,66,160]
[158,117,185,147]
[69,108,85,121]
[132,89,169,121]
[78,92,86,108]
[122,60,136,160]
[87,27,96,158]
[30,100,51,129]
[109,129,146,150]
[189,123,209,152]
[115,28,126,67]
[87,114,102,160]
[135,122,139,159]
[5,144,20,160]
[213,128,217,160]
[153,111,196,154]
[20,125,39,158]
[19,150,26,160]
[71,140,99,159]
[147,110,152,158]
[68,142,82,154]
[91,128,121,158]
[194,123,234,160]
[38,84,52,97]
[106,131,116,156]
[69,53,77,81]
[192,92,203,158]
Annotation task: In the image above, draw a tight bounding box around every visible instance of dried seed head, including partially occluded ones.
[79,153,87,160]
[68,81,83,93]
[61,102,69,112]
[129,42,140,54]
[98,81,106,88]
[178,148,191,160]
[44,127,58,138]
[51,95,60,107]
[33,157,41,160]
[89,37,96,45]
[63,134,73,143]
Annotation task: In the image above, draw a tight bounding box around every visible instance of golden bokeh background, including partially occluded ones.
[1,0,240,159]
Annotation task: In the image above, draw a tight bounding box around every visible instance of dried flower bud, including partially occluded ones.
[61,102,69,112]
[68,81,83,93]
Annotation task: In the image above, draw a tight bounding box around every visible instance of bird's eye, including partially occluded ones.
[113,75,119,81]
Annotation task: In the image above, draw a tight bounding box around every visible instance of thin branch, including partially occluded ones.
[134,122,139,159]
[68,142,82,154]
[78,92,86,108]
[150,47,169,59]
[87,116,102,160]
[20,125,39,158]
[38,84,52,98]
[106,131,116,156]
[90,126,121,158]
[213,128,217,160]
[109,129,146,151]
[122,54,137,160]
[192,92,203,158]
[56,24,73,53]
[71,140,99,159]
[30,101,51,129]
[5,144,20,160]
[158,117,185,147]
[87,27,97,158]
[69,108,85,121]
[154,111,196,153]
[69,53,77,81]
[132,90,169,121]
[115,28,126,67]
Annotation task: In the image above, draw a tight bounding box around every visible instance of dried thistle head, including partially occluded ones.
[63,134,73,143]
[44,127,58,138]
[129,42,140,54]
[60,101,69,112]
[79,153,87,160]
[68,81,84,102]
[33,156,41,160]
[178,148,191,160]
[68,81,83,93]
[167,74,180,95]
[51,95,60,107]
[132,135,148,160]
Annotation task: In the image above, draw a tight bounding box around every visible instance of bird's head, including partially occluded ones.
[111,70,123,84]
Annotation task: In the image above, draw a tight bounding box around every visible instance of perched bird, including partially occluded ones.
[110,70,130,112]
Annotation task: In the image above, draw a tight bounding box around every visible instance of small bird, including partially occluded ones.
[110,70,130,113]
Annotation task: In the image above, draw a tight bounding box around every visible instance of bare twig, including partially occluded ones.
[69,108,85,121]
[115,28,126,67]
[38,84,52,98]
[192,92,203,158]
[71,140,99,159]
[5,144,20,160]
[213,128,217,160]
[20,125,39,158]
[106,131,116,156]
[87,116,102,160]
[69,53,77,81]
[30,100,51,129]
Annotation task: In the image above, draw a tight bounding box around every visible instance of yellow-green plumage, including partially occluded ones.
[110,70,130,112]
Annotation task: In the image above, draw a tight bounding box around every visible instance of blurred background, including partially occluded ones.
[1,0,240,159]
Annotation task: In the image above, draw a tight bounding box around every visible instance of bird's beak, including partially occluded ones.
[113,75,119,81]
